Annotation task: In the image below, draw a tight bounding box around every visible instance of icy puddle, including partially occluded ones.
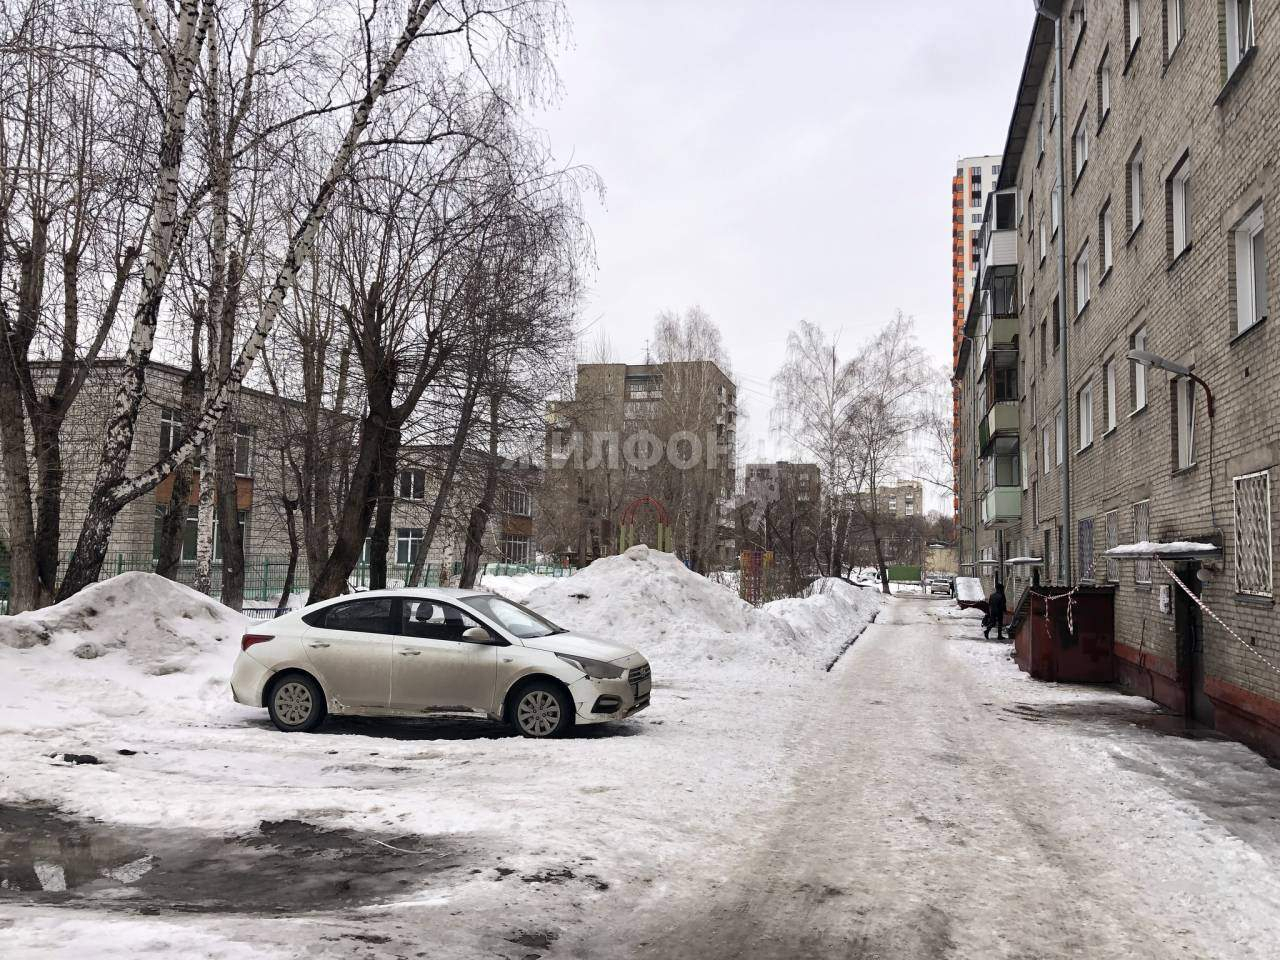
[0,803,470,914]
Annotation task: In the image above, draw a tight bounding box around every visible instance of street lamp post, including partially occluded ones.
[1126,349,1217,417]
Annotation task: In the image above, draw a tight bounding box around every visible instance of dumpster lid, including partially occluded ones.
[1103,540,1222,560]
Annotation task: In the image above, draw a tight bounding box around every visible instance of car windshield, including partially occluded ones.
[460,595,565,639]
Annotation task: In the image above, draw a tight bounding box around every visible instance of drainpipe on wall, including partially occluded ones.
[1034,0,1074,586]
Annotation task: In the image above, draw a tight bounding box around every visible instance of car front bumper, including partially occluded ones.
[567,662,652,725]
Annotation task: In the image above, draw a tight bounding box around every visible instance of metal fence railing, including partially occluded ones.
[479,561,578,580]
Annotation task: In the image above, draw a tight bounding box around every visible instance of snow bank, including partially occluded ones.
[955,576,984,603]
[0,572,249,732]
[480,572,557,604]
[522,546,880,674]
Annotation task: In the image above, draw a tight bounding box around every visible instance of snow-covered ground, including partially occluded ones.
[0,549,879,958]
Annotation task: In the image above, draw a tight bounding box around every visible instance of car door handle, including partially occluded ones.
[307,642,330,649]
[399,650,422,656]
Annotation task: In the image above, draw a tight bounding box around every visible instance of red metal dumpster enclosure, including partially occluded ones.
[1011,586,1115,683]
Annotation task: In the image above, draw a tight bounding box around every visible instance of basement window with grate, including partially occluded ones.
[1234,470,1273,597]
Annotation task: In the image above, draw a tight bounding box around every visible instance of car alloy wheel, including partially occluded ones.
[273,681,314,727]
[517,689,562,737]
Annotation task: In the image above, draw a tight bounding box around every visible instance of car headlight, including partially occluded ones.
[555,653,625,679]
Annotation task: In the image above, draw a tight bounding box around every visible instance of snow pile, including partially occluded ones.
[523,546,880,673]
[1104,540,1220,558]
[0,572,248,732]
[764,578,881,665]
[481,572,558,604]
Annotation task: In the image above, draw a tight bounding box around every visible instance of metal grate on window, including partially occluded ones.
[1078,517,1095,581]
[1133,500,1151,584]
[1234,471,1272,596]
[1105,511,1120,582]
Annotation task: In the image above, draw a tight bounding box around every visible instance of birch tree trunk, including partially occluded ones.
[459,397,500,588]
[58,0,444,600]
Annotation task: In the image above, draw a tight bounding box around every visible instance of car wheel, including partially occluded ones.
[512,682,573,739]
[267,673,327,732]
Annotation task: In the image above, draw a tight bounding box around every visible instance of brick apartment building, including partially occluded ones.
[958,0,1279,755]
[0,361,537,600]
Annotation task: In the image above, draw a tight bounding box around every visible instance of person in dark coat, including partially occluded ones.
[984,582,1007,640]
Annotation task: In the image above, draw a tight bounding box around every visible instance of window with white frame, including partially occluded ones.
[1078,381,1094,448]
[1075,245,1091,315]
[233,423,254,477]
[1131,326,1148,410]
[1039,220,1047,262]
[1052,186,1061,236]
[159,407,182,455]
[1169,154,1192,258]
[1097,51,1112,125]
[1133,499,1152,583]
[395,527,424,565]
[1225,0,1256,76]
[1105,510,1120,581]
[1073,113,1089,180]
[1175,376,1196,469]
[1234,204,1268,333]
[1103,358,1117,431]
[1234,470,1272,596]
[1037,114,1045,157]
[1043,425,1052,470]
[1127,0,1142,52]
[503,487,532,516]
[1055,409,1065,465]
[500,533,532,564]
[399,468,426,500]
[1165,0,1184,60]
[1100,202,1114,274]
[1128,144,1144,231]
[1070,1,1087,52]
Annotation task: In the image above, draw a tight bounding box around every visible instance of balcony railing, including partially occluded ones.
[978,400,1019,452]
[978,189,1018,282]
[981,486,1022,527]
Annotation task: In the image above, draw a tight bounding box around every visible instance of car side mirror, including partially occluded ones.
[462,625,495,644]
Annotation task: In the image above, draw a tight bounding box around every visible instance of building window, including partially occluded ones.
[159,407,182,455]
[1105,510,1120,581]
[500,533,533,564]
[1078,381,1094,449]
[504,487,532,516]
[1103,358,1117,431]
[1072,112,1089,180]
[1051,186,1061,237]
[1079,517,1096,582]
[1038,220,1047,263]
[1052,295,1061,350]
[399,468,426,500]
[1037,114,1046,157]
[395,527,424,565]
[1042,425,1052,471]
[1165,0,1184,60]
[1100,201,1114,274]
[1074,245,1091,315]
[1169,154,1192,259]
[167,505,248,562]
[1234,470,1272,597]
[1133,499,1152,583]
[1070,2,1087,52]
[1128,143,1144,232]
[1040,320,1048,367]
[1126,0,1142,53]
[1097,51,1112,125]
[1055,408,1065,466]
[234,423,254,477]
[1234,204,1268,334]
[1175,377,1196,470]
[1225,0,1256,76]
[1130,326,1149,410]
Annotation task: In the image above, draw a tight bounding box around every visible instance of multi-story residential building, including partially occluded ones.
[0,361,536,602]
[958,0,1279,756]
[541,360,738,569]
[953,155,1004,515]
[741,460,821,542]
[857,481,926,520]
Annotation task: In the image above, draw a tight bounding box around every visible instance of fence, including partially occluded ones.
[478,561,578,580]
[0,553,457,608]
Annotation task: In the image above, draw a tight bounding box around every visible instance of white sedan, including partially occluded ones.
[230,588,651,738]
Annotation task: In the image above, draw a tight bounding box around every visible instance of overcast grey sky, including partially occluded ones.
[536,0,1035,463]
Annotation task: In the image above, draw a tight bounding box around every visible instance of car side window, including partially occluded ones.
[401,599,485,643]
[316,598,395,635]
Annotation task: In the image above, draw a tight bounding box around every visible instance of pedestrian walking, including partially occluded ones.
[984,582,1007,640]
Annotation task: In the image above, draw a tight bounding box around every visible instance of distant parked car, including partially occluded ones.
[927,575,954,596]
[230,588,651,738]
